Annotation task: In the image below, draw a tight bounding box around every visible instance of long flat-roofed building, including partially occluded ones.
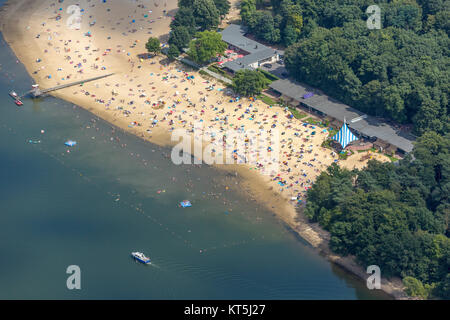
[269,79,416,154]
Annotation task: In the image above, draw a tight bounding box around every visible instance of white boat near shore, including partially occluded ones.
[9,91,18,99]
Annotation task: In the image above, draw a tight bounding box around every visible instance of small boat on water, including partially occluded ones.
[9,91,18,99]
[131,252,151,264]
[9,91,23,106]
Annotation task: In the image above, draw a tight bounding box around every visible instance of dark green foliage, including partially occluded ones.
[193,0,220,31]
[169,0,226,60]
[403,276,430,298]
[240,0,449,135]
[232,69,271,96]
[435,10,450,34]
[384,1,423,32]
[305,133,450,298]
[214,0,231,17]
[145,37,161,55]
[167,45,181,60]
[168,26,192,51]
[322,3,363,28]
[250,11,281,43]
[283,24,300,46]
[284,23,449,135]
[241,0,303,45]
[188,30,227,64]
[170,7,197,36]
[240,0,257,23]
[258,68,279,81]
[436,273,450,299]
[172,0,223,35]
[178,0,195,7]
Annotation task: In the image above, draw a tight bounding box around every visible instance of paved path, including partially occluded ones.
[23,73,115,98]
[199,67,232,85]
[176,56,232,85]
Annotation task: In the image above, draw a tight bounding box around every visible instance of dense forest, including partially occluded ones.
[166,0,450,298]
[240,0,449,136]
[238,1,450,299]
[305,132,449,298]
[168,0,230,58]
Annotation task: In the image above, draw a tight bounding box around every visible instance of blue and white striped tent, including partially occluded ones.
[331,121,359,149]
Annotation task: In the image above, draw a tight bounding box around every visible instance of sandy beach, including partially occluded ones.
[0,0,406,298]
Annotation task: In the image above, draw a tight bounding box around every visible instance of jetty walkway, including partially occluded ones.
[21,73,115,98]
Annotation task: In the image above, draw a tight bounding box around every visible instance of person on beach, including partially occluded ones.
[12,0,389,208]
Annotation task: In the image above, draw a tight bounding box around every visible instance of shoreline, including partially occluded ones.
[0,0,408,299]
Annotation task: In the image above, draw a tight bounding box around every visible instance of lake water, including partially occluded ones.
[0,23,390,299]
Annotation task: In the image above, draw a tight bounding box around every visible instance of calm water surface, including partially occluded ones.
[0,24,390,299]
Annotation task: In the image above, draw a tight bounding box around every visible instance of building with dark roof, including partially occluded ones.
[269,79,416,153]
[220,24,281,73]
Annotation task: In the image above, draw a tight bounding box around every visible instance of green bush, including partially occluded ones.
[403,277,429,299]
[305,132,450,299]
[257,68,279,82]
[288,107,307,120]
[257,94,276,105]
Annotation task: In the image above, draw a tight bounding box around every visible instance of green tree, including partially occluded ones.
[284,21,448,134]
[304,132,450,299]
[413,131,449,167]
[283,24,299,46]
[178,0,195,7]
[384,1,423,31]
[251,11,280,43]
[170,7,197,36]
[145,37,161,56]
[403,276,429,298]
[193,0,220,31]
[255,0,266,9]
[436,273,450,299]
[169,26,192,51]
[214,0,231,17]
[188,30,227,63]
[435,10,450,33]
[243,0,448,134]
[322,4,362,28]
[417,0,446,15]
[240,0,257,26]
[232,69,270,96]
[251,0,450,299]
[167,45,181,60]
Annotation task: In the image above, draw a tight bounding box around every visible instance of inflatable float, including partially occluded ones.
[179,200,192,208]
[65,140,77,147]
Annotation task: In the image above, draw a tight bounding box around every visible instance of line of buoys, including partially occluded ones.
[1,114,289,255]
[28,139,199,250]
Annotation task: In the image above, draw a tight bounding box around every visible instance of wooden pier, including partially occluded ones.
[21,73,115,98]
